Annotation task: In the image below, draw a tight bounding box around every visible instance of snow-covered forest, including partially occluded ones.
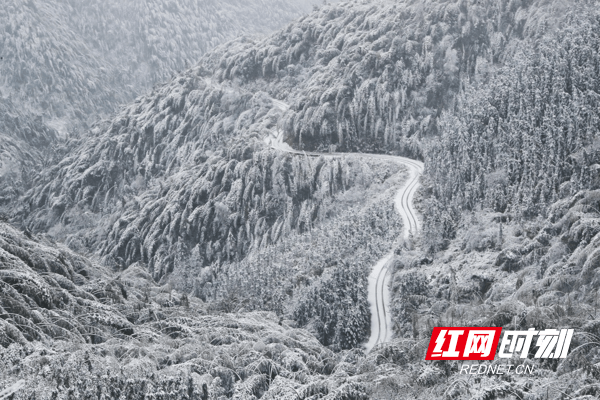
[2,0,600,398]
[0,0,318,209]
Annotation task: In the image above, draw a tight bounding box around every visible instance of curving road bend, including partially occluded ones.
[202,80,424,350]
[264,99,423,352]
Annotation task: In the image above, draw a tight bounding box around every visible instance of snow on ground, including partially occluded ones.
[265,97,424,352]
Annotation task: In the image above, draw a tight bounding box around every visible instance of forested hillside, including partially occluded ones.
[424,12,600,251]
[0,221,393,399]
[389,5,600,398]
[20,0,577,273]
[3,0,600,398]
[0,0,317,211]
[16,0,597,350]
[201,0,577,154]
[0,97,61,208]
[0,0,318,127]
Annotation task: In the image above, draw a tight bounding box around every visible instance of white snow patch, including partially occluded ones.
[46,117,70,140]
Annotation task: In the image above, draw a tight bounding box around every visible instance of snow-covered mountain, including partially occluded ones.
[0,0,319,209]
[2,0,600,398]
[0,0,319,125]
[0,97,59,207]
[0,220,382,399]
[22,0,573,273]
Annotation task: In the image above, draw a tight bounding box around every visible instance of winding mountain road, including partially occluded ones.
[203,78,424,349]
[264,99,423,351]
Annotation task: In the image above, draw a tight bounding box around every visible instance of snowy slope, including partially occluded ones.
[0,0,320,213]
[268,118,423,351]
[2,0,600,398]
[16,0,583,351]
[0,221,374,399]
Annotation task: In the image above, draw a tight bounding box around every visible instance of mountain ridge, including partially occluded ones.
[3,0,600,398]
[0,0,320,212]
